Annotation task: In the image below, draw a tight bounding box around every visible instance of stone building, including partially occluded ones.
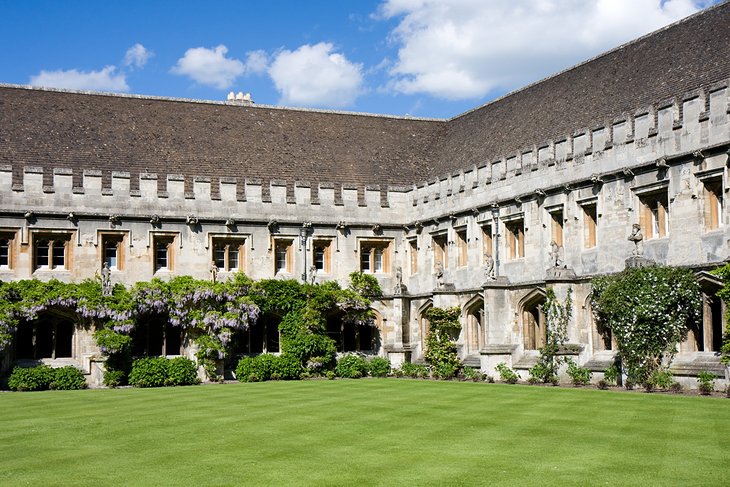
[1,3,729,386]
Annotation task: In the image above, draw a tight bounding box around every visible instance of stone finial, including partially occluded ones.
[109,214,121,226]
[227,92,235,101]
[186,214,199,225]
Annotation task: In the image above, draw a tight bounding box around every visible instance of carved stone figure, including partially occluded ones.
[628,223,644,256]
[549,240,563,267]
[434,260,444,287]
[101,262,112,296]
[309,265,317,285]
[209,261,219,283]
[484,253,495,280]
[394,266,404,294]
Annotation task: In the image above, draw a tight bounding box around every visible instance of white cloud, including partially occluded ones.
[171,45,245,89]
[267,42,364,108]
[378,0,708,100]
[245,50,269,75]
[29,65,129,92]
[124,43,152,69]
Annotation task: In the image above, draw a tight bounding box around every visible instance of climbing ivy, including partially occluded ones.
[0,272,381,382]
[591,266,701,385]
[424,306,461,378]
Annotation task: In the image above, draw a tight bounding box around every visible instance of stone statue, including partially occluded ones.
[209,261,219,283]
[484,253,495,280]
[309,265,317,285]
[394,266,403,294]
[434,260,444,287]
[549,240,563,267]
[628,223,644,256]
[101,262,112,296]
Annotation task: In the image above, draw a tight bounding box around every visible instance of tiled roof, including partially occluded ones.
[437,1,730,170]
[1,2,729,189]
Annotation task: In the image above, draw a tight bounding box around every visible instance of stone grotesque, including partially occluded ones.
[484,253,495,280]
[209,261,219,283]
[150,214,161,225]
[109,214,121,226]
[101,262,112,296]
[628,223,644,256]
[186,214,199,226]
[225,217,236,227]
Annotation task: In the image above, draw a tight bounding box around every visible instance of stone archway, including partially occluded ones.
[519,288,547,351]
[462,295,485,356]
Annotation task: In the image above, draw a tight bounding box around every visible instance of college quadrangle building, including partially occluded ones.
[1,3,730,386]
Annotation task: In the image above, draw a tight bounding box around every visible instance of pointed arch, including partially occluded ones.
[417,299,433,359]
[519,288,547,351]
[585,294,613,352]
[462,294,485,355]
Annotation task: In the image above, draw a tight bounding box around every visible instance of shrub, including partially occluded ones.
[236,354,274,382]
[271,354,303,380]
[528,363,553,385]
[603,364,619,386]
[485,375,495,383]
[646,369,676,391]
[129,357,169,388]
[597,379,609,390]
[166,357,200,386]
[326,370,336,380]
[460,367,481,382]
[103,369,126,388]
[566,360,592,386]
[433,362,458,380]
[697,370,717,395]
[50,366,87,390]
[367,357,391,378]
[496,363,518,384]
[669,381,683,394]
[398,362,429,378]
[7,365,54,391]
[335,354,369,379]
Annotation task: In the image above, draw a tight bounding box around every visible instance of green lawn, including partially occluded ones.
[1,380,728,486]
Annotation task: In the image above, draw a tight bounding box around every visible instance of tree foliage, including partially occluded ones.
[424,306,461,372]
[591,266,701,384]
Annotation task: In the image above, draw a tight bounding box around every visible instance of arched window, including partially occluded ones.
[520,289,547,351]
[131,314,182,357]
[326,311,380,353]
[15,311,74,360]
[417,300,433,359]
[462,296,485,356]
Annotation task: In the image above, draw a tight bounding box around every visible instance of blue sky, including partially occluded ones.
[0,0,720,118]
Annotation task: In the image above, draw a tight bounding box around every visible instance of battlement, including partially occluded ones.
[410,82,730,220]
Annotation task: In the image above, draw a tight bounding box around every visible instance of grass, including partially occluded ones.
[1,379,729,486]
